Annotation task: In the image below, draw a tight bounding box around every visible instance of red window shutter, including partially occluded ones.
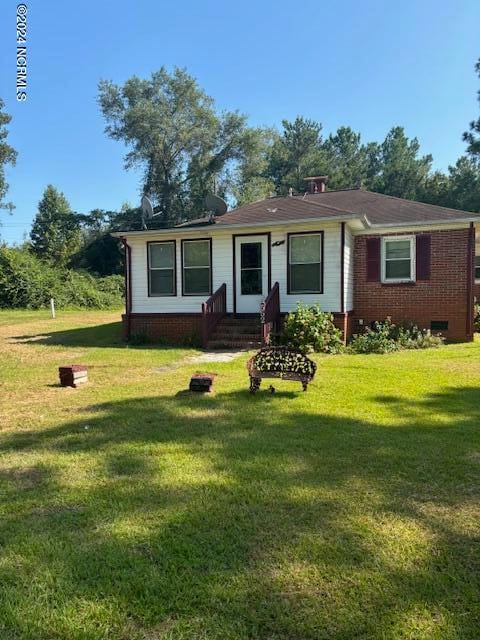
[416,234,431,280]
[366,237,381,281]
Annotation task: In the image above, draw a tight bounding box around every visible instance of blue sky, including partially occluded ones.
[0,0,479,244]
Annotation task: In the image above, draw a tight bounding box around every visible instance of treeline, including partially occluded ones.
[0,185,124,309]
[0,61,479,305]
[0,246,123,309]
[97,64,480,224]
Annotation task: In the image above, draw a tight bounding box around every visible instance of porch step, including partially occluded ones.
[218,318,260,327]
[211,332,261,341]
[206,315,262,350]
[207,339,262,350]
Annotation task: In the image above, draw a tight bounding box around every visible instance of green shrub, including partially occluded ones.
[282,303,343,354]
[349,318,444,354]
[0,246,124,309]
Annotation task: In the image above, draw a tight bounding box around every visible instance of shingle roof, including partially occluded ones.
[175,195,362,229]
[176,188,480,229]
[302,189,479,225]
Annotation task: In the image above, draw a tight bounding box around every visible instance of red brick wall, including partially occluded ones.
[124,314,202,346]
[353,228,474,342]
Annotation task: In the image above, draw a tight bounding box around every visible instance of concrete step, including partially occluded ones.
[206,339,262,350]
[211,332,261,341]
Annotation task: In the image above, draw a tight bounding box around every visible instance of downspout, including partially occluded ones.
[466,222,475,338]
[340,222,346,344]
[121,237,132,341]
[340,222,345,314]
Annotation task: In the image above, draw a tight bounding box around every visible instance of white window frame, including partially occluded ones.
[288,232,323,294]
[181,238,212,296]
[381,235,416,284]
[475,250,480,283]
[148,241,176,297]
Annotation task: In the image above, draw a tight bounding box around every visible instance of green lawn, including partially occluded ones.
[0,310,479,639]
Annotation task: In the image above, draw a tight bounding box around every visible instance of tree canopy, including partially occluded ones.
[30,185,82,265]
[98,67,250,225]
[463,58,480,159]
[0,99,18,213]
[95,64,480,227]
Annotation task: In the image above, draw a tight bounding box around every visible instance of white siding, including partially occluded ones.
[129,234,234,313]
[127,220,347,314]
[270,222,341,312]
[344,223,354,311]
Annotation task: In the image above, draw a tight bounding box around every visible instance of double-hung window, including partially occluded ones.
[288,232,323,294]
[182,239,212,295]
[381,236,415,283]
[148,241,176,296]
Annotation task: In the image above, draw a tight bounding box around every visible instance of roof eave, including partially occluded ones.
[111,213,368,238]
[368,217,480,229]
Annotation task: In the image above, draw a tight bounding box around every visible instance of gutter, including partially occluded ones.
[366,216,480,228]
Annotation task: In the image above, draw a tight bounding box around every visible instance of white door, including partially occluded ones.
[235,235,269,313]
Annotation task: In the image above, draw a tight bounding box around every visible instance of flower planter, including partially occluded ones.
[247,347,316,393]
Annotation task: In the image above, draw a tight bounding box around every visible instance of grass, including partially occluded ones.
[0,310,479,639]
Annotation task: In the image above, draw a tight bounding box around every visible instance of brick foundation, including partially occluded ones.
[332,312,354,343]
[125,311,355,346]
[125,313,203,346]
[353,228,474,342]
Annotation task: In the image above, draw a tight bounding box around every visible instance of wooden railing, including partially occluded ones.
[260,282,280,346]
[202,283,227,348]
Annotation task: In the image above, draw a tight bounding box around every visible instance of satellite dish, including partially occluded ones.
[140,196,155,230]
[205,193,228,216]
[141,196,154,219]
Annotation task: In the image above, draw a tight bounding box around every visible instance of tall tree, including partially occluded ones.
[233,127,277,205]
[463,58,480,159]
[322,126,369,190]
[372,127,432,199]
[446,156,480,212]
[419,170,452,207]
[0,99,18,213]
[268,117,326,193]
[30,185,81,265]
[98,67,249,224]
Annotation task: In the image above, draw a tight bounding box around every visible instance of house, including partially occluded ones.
[112,176,480,348]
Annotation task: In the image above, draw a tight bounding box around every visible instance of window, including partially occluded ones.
[288,233,323,294]
[475,255,480,281]
[148,241,176,296]
[182,239,211,295]
[241,242,262,295]
[382,236,415,283]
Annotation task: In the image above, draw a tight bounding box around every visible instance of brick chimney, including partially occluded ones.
[304,176,328,194]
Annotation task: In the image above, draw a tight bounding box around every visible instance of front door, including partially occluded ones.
[234,235,269,313]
